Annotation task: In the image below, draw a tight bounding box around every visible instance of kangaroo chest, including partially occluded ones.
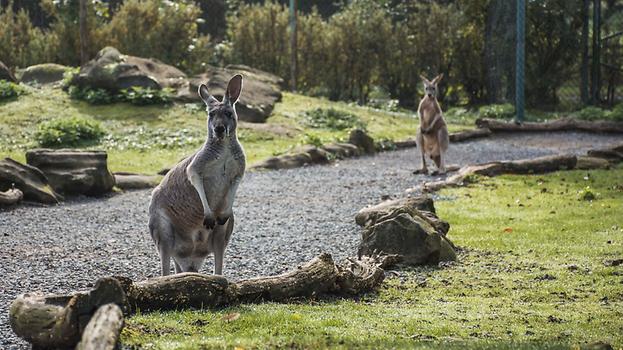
[201,144,245,208]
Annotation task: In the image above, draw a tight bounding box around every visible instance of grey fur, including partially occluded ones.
[415,74,450,175]
[148,75,246,276]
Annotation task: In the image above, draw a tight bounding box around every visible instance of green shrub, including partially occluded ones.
[119,87,172,106]
[68,86,171,105]
[609,103,623,121]
[573,106,606,121]
[0,80,25,101]
[68,86,114,105]
[303,108,366,130]
[478,104,515,119]
[36,117,106,147]
[300,132,324,147]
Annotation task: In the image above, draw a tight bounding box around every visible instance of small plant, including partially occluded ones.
[578,186,597,201]
[300,132,324,147]
[303,108,366,130]
[0,80,25,101]
[68,86,114,105]
[35,116,106,147]
[119,87,172,106]
[573,106,606,121]
[478,104,515,119]
[607,103,623,121]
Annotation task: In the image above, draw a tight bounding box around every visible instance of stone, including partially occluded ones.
[70,47,187,91]
[20,63,71,85]
[356,196,436,227]
[252,153,313,170]
[178,65,283,123]
[0,158,61,204]
[26,149,115,196]
[358,211,456,265]
[357,196,457,265]
[348,129,376,154]
[0,60,17,82]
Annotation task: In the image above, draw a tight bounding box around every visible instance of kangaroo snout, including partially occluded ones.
[214,125,226,136]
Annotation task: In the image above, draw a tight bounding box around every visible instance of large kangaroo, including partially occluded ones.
[414,74,449,175]
[148,75,246,276]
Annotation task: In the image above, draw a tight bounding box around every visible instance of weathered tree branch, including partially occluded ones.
[476,118,623,133]
[76,304,124,350]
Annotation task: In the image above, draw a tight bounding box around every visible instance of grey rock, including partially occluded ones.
[20,63,71,85]
[0,158,61,204]
[349,128,376,154]
[177,65,283,123]
[70,47,187,91]
[114,174,161,190]
[26,149,115,196]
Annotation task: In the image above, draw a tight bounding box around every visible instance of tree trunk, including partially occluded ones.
[79,0,88,65]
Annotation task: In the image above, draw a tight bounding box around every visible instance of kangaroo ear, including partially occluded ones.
[433,73,444,84]
[198,83,218,106]
[225,74,243,104]
[420,75,430,84]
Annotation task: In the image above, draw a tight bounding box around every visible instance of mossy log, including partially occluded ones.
[10,253,393,349]
[475,118,623,133]
[0,187,23,206]
[76,304,124,350]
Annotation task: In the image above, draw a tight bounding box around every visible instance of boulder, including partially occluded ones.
[20,63,71,85]
[348,129,376,154]
[26,149,115,196]
[70,47,187,91]
[252,153,313,170]
[0,187,23,206]
[357,196,456,265]
[0,158,61,204]
[178,65,283,123]
[0,60,17,82]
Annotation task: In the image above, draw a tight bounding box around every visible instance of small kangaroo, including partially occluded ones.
[414,74,450,175]
[148,75,246,276]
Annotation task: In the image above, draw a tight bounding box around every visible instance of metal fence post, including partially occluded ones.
[591,0,601,104]
[289,0,298,92]
[515,0,525,124]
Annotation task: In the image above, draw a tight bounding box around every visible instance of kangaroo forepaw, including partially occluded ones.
[216,216,230,226]
[203,215,216,230]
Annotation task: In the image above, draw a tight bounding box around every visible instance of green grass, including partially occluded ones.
[121,166,623,349]
[0,87,436,174]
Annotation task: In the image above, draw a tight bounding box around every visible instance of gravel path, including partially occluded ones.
[1,131,621,348]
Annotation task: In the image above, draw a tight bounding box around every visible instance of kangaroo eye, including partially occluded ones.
[224,111,232,118]
[208,111,215,118]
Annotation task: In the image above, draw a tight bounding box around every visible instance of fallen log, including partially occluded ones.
[0,187,23,206]
[76,304,124,350]
[11,253,394,349]
[449,128,492,142]
[408,154,578,193]
[475,118,623,133]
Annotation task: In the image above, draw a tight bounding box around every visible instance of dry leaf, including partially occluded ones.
[503,227,513,233]
[221,312,240,322]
